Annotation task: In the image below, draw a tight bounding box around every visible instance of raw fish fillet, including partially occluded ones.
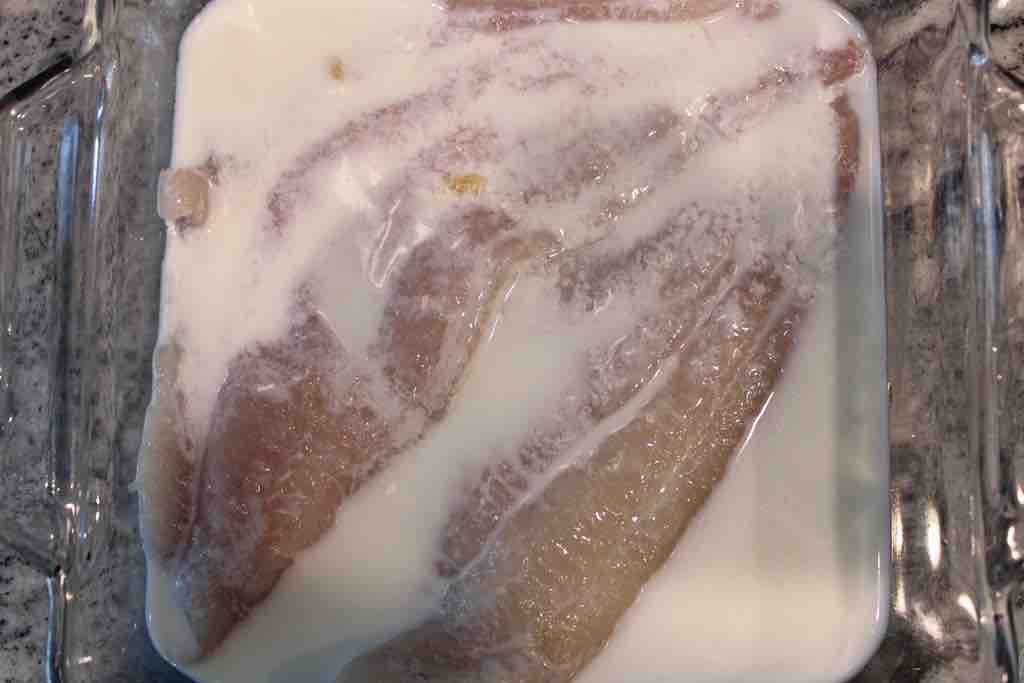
[140,207,553,655]
[342,267,804,683]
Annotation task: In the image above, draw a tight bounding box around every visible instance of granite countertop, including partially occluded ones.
[3,2,1024,683]
[0,5,84,682]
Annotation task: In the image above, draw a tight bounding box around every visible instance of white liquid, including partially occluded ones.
[576,283,888,683]
[144,1,888,681]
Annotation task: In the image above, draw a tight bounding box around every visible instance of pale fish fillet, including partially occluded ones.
[141,206,555,657]
[341,266,804,683]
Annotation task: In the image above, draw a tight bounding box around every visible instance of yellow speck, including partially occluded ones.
[444,174,487,196]
[329,58,346,82]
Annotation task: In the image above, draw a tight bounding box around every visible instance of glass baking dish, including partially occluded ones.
[1,0,1022,681]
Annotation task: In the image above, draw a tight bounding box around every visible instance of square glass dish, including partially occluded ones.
[0,0,1022,681]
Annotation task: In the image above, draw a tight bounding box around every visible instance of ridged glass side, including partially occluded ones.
[851,2,1024,681]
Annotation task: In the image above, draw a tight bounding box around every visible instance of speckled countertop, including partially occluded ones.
[0,5,84,682]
